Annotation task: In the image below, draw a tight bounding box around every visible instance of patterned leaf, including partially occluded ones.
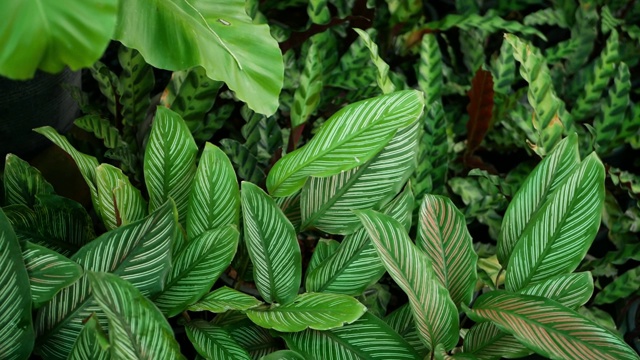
[306,238,340,276]
[519,272,594,309]
[118,45,154,126]
[422,12,546,40]
[186,320,251,360]
[89,61,119,117]
[523,8,568,28]
[74,115,126,150]
[459,29,485,74]
[216,315,280,359]
[594,266,640,305]
[307,0,330,25]
[277,192,302,231]
[261,350,306,360]
[354,29,395,94]
[67,314,110,360]
[491,39,515,96]
[267,90,424,197]
[3,154,54,207]
[384,304,428,356]
[221,139,266,184]
[241,182,301,304]
[417,33,443,105]
[240,107,282,164]
[96,164,147,230]
[465,69,494,155]
[562,1,599,75]
[595,62,633,154]
[463,321,529,360]
[188,286,262,313]
[291,33,324,128]
[413,101,449,199]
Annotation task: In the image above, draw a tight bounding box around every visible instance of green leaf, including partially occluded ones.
[67,314,110,360]
[221,139,266,184]
[114,0,283,116]
[464,291,640,360]
[594,266,640,305]
[354,28,395,94]
[306,238,340,276]
[246,292,366,332]
[144,106,198,224]
[3,154,54,207]
[519,272,594,309]
[241,182,301,304]
[463,321,529,360]
[96,164,147,230]
[0,208,34,359]
[356,210,459,351]
[307,0,330,24]
[187,143,240,239]
[423,12,546,40]
[506,152,605,291]
[290,33,325,128]
[595,62,633,154]
[88,272,185,360]
[384,304,428,356]
[433,343,479,360]
[413,101,449,199]
[89,61,119,117]
[186,320,251,360]
[417,33,443,105]
[0,0,117,79]
[117,46,155,127]
[267,90,424,197]
[417,194,477,308]
[215,315,280,359]
[23,241,83,308]
[188,286,262,313]
[261,350,306,360]
[74,115,125,150]
[153,226,239,317]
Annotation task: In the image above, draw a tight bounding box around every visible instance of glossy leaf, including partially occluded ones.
[96,164,147,230]
[186,320,251,360]
[216,315,280,359]
[384,304,428,356]
[261,350,306,360]
[3,154,54,207]
[463,321,529,360]
[519,272,594,309]
[465,69,494,155]
[188,286,262,313]
[594,266,640,305]
[306,239,340,277]
[67,314,110,360]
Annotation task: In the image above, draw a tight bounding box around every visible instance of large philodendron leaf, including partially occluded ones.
[67,314,110,360]
[0,208,34,360]
[144,106,198,224]
[0,0,117,79]
[464,291,640,360]
[188,286,262,313]
[241,182,301,304]
[114,0,283,116]
[246,292,366,332]
[417,195,477,308]
[498,133,580,266]
[356,210,459,352]
[267,90,424,197]
[187,143,240,239]
[96,164,147,230]
[506,152,605,291]
[88,272,185,360]
[186,320,251,360]
[3,154,54,207]
[154,226,239,317]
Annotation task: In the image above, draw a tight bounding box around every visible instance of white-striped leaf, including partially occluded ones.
[3,153,54,207]
[153,226,239,317]
[35,201,177,359]
[186,320,251,360]
[22,241,82,308]
[417,194,477,308]
[463,321,529,360]
[300,119,419,235]
[384,304,428,357]
[188,286,262,313]
[306,239,340,276]
[261,350,306,360]
[356,210,458,351]
[463,291,639,360]
[506,152,605,291]
[96,164,147,230]
[241,182,301,304]
[67,314,110,360]
[144,106,198,224]
[87,272,184,360]
[187,143,240,239]
[279,312,420,360]
[267,90,424,197]
[498,133,579,267]
[305,186,414,295]
[433,344,480,360]
[519,272,594,309]
[0,208,34,360]
[214,315,280,359]
[245,292,366,332]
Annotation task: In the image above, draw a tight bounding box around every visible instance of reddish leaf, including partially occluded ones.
[465,69,494,157]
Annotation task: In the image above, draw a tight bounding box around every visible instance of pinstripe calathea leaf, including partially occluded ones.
[67,313,110,360]
[96,163,147,230]
[3,153,54,207]
[186,319,251,360]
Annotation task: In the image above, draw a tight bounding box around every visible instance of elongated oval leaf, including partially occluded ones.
[463,321,529,360]
[417,194,477,308]
[267,90,424,197]
[88,272,184,360]
[594,266,640,305]
[67,314,110,360]
[3,154,54,207]
[356,210,458,351]
[261,350,306,360]
[241,182,301,304]
[215,316,280,359]
[463,291,639,360]
[246,292,366,332]
[188,286,262,313]
[186,320,251,360]
[96,164,147,230]
[306,239,340,276]
[290,33,324,128]
[519,272,594,309]
[384,304,428,356]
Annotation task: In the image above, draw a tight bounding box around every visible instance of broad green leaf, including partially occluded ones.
[384,304,428,356]
[88,272,184,360]
[261,350,306,360]
[0,0,117,79]
[433,343,479,360]
[67,314,110,360]
[300,118,419,235]
[186,320,251,360]
[306,238,339,276]
[594,266,640,305]
[23,242,83,308]
[498,133,580,266]
[280,312,419,360]
[114,0,283,116]
[246,292,366,332]
[354,28,395,94]
[463,321,529,360]
[188,286,262,313]
[417,195,477,308]
[3,154,54,207]
[356,210,459,351]
[154,226,239,317]
[519,272,594,309]
[267,90,424,197]
[187,143,240,239]
[0,208,34,360]
[96,164,147,230]
[506,152,605,291]
[144,106,198,224]
[464,291,639,360]
[241,182,301,304]
[290,33,324,128]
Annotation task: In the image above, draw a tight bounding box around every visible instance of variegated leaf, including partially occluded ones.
[186,320,251,360]
[519,272,594,309]
[188,286,262,313]
[594,266,640,305]
[354,28,395,94]
[463,321,529,360]
[67,314,110,360]
[306,239,340,277]
[215,315,280,359]
[261,350,306,360]
[96,164,147,230]
[3,154,54,207]
[384,304,428,357]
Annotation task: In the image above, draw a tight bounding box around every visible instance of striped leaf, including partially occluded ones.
[87,272,184,360]
[463,321,529,360]
[241,182,301,304]
[188,286,262,313]
[417,195,477,308]
[594,266,640,305]
[22,241,82,308]
[89,61,119,117]
[153,226,239,317]
[186,320,251,360]
[67,314,110,360]
[506,152,605,291]
[595,62,632,154]
[144,106,198,224]
[267,90,424,197]
[246,292,366,332]
[300,119,419,235]
[261,350,306,360]
[307,0,330,24]
[384,304,428,357]
[221,138,266,184]
[413,101,449,199]
[290,33,324,128]
[356,210,459,351]
[3,154,54,207]
[519,272,594,309]
[354,29,395,94]
[464,291,640,360]
[417,33,443,105]
[277,192,302,231]
[433,344,479,360]
[96,164,147,230]
[423,13,546,40]
[306,239,339,276]
[279,312,419,360]
[215,315,280,359]
[498,133,580,267]
[74,115,126,149]
[0,208,34,360]
[187,143,240,239]
[117,45,154,126]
